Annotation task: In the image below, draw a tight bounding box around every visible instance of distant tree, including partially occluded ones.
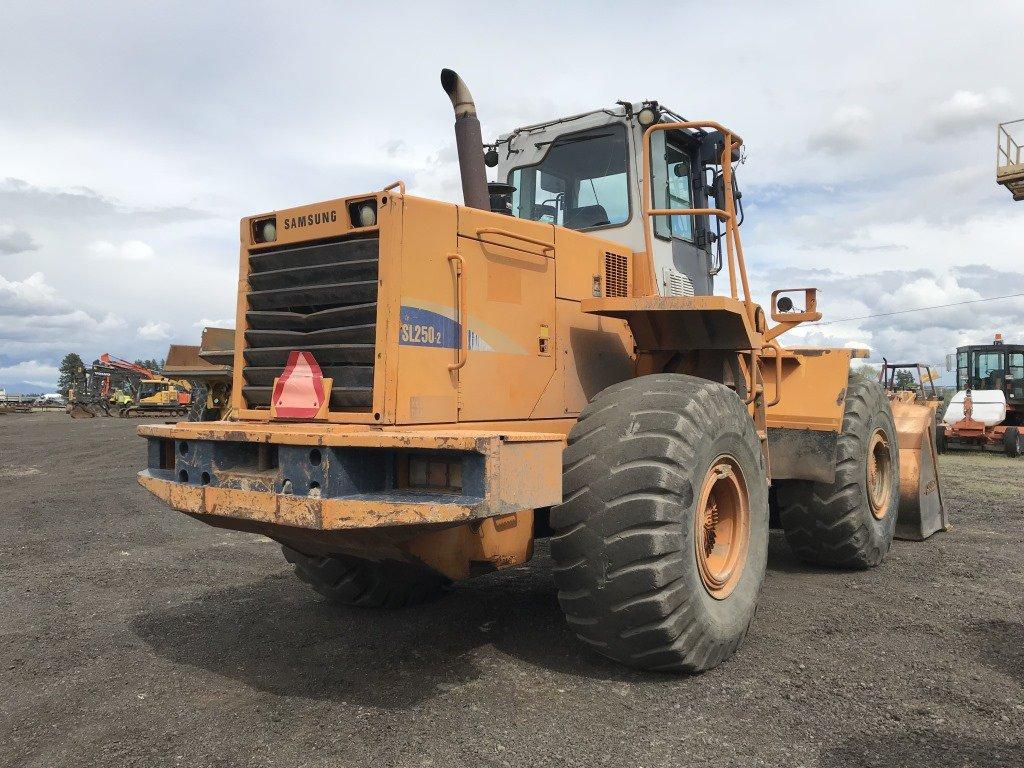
[57,353,86,397]
[893,369,918,391]
[849,364,879,387]
[134,358,164,372]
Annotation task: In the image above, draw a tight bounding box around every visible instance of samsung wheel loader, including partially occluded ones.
[137,70,946,672]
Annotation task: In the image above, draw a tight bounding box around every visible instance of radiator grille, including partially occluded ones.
[243,235,378,411]
[603,252,629,297]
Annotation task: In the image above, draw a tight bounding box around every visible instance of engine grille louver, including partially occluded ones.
[603,252,629,298]
[243,236,379,411]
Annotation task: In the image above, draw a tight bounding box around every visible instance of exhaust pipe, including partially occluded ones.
[441,69,489,211]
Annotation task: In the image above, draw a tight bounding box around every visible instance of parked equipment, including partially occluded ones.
[941,334,1024,456]
[162,327,235,421]
[69,362,135,418]
[878,361,948,539]
[137,70,947,672]
[94,355,192,417]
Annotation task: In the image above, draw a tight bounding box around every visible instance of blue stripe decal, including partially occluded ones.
[398,306,492,351]
[399,306,457,348]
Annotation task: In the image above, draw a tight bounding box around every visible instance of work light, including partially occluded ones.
[638,106,660,127]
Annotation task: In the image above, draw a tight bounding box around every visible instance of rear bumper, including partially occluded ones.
[137,421,564,531]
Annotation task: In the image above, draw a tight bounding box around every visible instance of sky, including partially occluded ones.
[1,0,1023,392]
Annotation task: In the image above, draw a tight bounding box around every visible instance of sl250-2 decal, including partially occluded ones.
[398,306,492,351]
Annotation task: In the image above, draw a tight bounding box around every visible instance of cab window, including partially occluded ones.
[1009,352,1024,380]
[973,352,1004,387]
[651,133,694,241]
[509,125,630,231]
[956,351,968,389]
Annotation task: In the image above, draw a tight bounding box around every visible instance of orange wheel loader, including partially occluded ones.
[137,70,946,672]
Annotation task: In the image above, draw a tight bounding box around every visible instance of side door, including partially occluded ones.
[454,208,556,422]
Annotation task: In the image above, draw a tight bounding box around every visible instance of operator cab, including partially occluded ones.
[137,380,174,399]
[491,102,742,298]
[948,335,1024,415]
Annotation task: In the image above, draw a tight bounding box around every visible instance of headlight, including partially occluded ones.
[261,221,277,242]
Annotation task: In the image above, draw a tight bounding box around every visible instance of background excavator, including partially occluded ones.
[71,355,192,418]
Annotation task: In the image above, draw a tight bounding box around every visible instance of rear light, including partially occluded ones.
[347,199,377,228]
[251,216,277,243]
[403,454,463,492]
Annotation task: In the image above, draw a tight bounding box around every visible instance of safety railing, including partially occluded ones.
[997,119,1024,173]
[640,121,754,325]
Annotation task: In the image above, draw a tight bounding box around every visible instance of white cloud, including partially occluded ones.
[87,239,155,261]
[0,224,37,254]
[922,87,1014,138]
[136,320,172,340]
[0,271,64,315]
[808,105,873,155]
[771,264,1024,373]
[0,360,58,389]
[193,317,234,328]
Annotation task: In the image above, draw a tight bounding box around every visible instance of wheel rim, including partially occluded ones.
[866,429,893,519]
[695,456,750,600]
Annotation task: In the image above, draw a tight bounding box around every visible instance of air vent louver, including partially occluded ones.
[663,266,695,298]
[243,235,378,411]
[603,252,629,297]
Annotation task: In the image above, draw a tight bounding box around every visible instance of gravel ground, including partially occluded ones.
[1,412,1022,767]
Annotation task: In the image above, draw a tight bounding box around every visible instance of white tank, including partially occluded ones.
[943,389,1007,427]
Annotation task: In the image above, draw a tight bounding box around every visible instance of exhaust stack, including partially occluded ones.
[440,69,489,211]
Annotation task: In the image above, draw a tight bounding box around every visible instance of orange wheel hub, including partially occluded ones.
[695,456,750,600]
[867,429,893,519]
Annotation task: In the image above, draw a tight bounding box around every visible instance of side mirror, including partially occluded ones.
[945,353,955,373]
[770,288,822,324]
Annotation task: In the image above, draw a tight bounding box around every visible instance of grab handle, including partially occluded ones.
[447,254,467,372]
[476,227,554,255]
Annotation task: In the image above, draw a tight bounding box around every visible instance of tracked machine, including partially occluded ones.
[137,71,947,671]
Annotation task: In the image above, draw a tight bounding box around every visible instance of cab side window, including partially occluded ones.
[651,134,694,241]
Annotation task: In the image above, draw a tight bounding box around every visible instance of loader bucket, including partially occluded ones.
[890,396,948,540]
[69,403,97,419]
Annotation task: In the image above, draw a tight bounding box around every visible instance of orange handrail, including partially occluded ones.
[475,227,554,255]
[640,121,754,325]
[447,254,468,372]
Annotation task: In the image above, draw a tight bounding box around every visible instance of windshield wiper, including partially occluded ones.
[534,132,613,149]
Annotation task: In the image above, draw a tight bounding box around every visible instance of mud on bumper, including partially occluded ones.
[138,422,564,530]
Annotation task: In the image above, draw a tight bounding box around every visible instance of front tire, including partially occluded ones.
[282,546,449,608]
[776,377,899,568]
[550,374,768,673]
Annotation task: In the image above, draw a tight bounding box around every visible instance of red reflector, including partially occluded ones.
[272,351,327,420]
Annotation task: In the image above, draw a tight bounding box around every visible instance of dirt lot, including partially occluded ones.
[1,412,1022,767]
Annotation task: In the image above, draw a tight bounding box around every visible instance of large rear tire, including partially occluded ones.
[776,377,899,568]
[1004,426,1021,458]
[550,374,768,673]
[282,546,449,608]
